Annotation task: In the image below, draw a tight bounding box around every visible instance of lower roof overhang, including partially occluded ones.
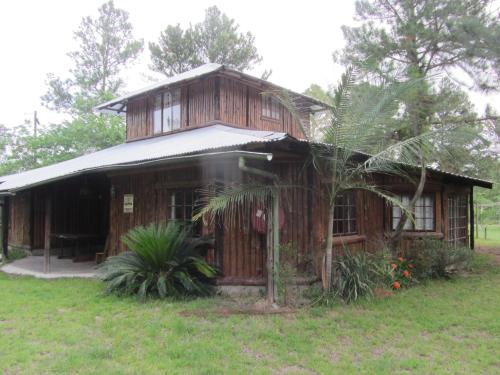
[0,150,273,196]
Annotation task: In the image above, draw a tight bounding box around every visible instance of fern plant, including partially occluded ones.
[99,222,217,300]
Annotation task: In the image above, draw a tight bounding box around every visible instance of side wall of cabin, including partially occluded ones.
[125,75,305,142]
[107,158,314,284]
[106,155,473,284]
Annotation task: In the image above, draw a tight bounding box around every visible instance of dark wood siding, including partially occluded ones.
[126,97,152,140]
[125,75,307,141]
[104,155,473,283]
[8,191,31,248]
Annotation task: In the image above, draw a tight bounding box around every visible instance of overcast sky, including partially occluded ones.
[0,0,498,128]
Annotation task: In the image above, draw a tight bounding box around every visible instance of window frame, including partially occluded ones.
[333,191,358,236]
[261,95,281,121]
[166,188,201,235]
[391,193,436,232]
[447,193,468,246]
[153,88,181,135]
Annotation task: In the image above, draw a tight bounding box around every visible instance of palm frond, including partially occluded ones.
[194,183,276,224]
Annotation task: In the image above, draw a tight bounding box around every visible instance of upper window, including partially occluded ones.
[154,89,181,134]
[392,194,435,231]
[333,191,357,236]
[448,194,468,246]
[262,95,280,121]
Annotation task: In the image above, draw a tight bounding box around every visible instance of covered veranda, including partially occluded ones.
[1,255,96,279]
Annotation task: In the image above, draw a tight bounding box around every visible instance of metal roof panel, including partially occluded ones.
[0,125,287,193]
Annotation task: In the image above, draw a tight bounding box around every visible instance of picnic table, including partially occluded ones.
[50,233,102,262]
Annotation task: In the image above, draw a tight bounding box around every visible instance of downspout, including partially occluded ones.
[238,156,280,306]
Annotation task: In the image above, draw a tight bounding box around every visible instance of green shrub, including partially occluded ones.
[406,239,473,279]
[332,248,381,303]
[3,247,29,263]
[99,222,218,300]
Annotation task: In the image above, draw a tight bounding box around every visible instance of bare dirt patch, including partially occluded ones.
[476,246,500,265]
[180,297,298,317]
[273,365,318,375]
[180,306,296,317]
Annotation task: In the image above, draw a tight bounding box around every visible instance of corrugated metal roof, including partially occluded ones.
[0,123,492,193]
[0,125,287,193]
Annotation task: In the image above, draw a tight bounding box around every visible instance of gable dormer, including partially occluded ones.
[96,64,327,142]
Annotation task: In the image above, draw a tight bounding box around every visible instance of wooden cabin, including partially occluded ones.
[0,64,492,287]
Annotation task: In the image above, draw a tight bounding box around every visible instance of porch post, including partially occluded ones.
[44,196,52,273]
[469,185,474,251]
[272,192,280,302]
[266,204,274,304]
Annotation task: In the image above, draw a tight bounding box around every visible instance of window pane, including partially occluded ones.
[262,96,280,120]
[415,217,424,230]
[153,94,162,134]
[175,206,184,220]
[163,92,172,132]
[333,191,357,235]
[425,218,434,230]
[393,194,434,231]
[403,219,412,230]
[171,89,181,130]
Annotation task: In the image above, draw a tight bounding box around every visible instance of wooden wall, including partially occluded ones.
[5,147,473,284]
[107,159,317,283]
[8,191,31,249]
[105,156,475,284]
[125,75,308,142]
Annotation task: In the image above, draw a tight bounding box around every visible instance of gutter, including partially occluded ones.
[0,150,273,195]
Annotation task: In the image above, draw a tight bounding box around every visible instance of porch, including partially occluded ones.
[1,255,97,279]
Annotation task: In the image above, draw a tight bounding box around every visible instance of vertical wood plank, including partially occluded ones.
[44,196,51,273]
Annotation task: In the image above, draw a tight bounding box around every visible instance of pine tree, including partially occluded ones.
[149,6,262,77]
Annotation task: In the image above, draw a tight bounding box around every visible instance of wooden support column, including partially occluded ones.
[266,206,274,304]
[272,193,280,302]
[1,197,10,258]
[469,185,474,250]
[44,196,52,273]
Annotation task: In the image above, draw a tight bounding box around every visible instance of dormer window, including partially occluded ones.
[262,95,280,121]
[153,89,181,134]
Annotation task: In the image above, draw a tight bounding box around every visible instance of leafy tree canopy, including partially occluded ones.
[42,0,143,114]
[333,0,499,181]
[335,0,500,91]
[0,116,125,176]
[149,6,262,77]
[1,1,136,176]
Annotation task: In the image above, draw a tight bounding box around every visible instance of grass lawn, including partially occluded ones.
[0,255,499,374]
[476,225,500,248]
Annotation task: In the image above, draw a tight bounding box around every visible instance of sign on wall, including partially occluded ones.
[123,194,134,213]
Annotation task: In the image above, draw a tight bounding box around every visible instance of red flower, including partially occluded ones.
[392,281,401,290]
[391,263,397,270]
[408,264,414,269]
[403,270,410,278]
[398,257,405,262]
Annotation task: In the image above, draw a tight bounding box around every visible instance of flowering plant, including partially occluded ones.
[388,256,414,289]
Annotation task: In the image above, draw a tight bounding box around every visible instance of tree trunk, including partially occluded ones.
[389,161,426,254]
[324,202,335,291]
